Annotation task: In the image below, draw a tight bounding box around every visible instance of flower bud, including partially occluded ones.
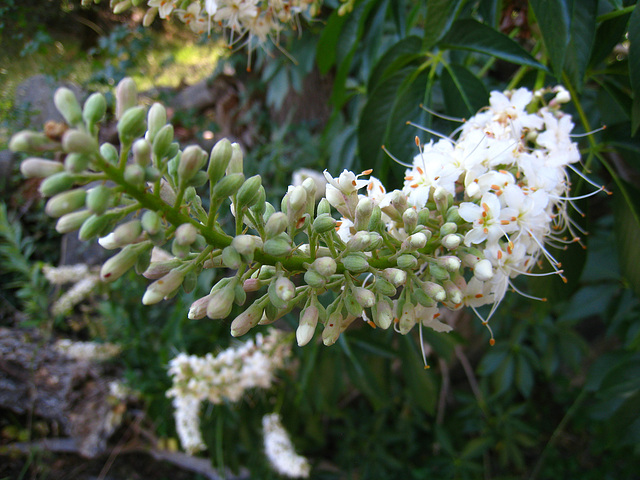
[250,186,266,216]
[353,197,373,231]
[312,214,336,234]
[398,303,416,335]
[412,288,435,308]
[433,186,451,212]
[374,277,396,296]
[54,87,83,126]
[317,198,331,216]
[64,153,90,173]
[45,188,86,218]
[263,234,292,258]
[405,232,427,250]
[429,263,449,281]
[275,276,296,302]
[188,294,212,320]
[230,299,266,336]
[440,222,458,236]
[79,213,113,241]
[152,124,174,160]
[372,297,393,329]
[100,142,118,164]
[342,253,369,273]
[226,142,243,175]
[62,129,98,155]
[123,164,145,186]
[146,103,166,142]
[101,242,151,282]
[237,175,263,208]
[177,145,206,185]
[113,0,132,14]
[444,280,463,305]
[312,257,337,277]
[441,233,461,250]
[222,246,242,269]
[435,255,461,272]
[322,312,343,346]
[55,209,91,234]
[20,158,63,178]
[117,106,147,143]
[368,205,382,232]
[352,286,375,308]
[86,185,111,215]
[114,219,142,246]
[423,281,446,302]
[140,210,161,235]
[304,270,326,289]
[175,223,197,246]
[206,281,236,319]
[287,185,307,214]
[473,258,494,281]
[207,138,232,184]
[212,173,245,199]
[397,254,418,270]
[232,235,259,258]
[265,212,288,238]
[143,257,182,279]
[243,278,261,292]
[9,131,58,153]
[417,207,431,226]
[381,268,407,287]
[82,92,107,126]
[98,232,119,250]
[115,77,137,120]
[297,305,318,346]
[446,206,462,224]
[402,207,418,234]
[142,267,188,305]
[133,138,151,166]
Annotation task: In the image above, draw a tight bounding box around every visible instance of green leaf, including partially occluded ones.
[563,0,597,90]
[358,66,429,185]
[440,63,490,119]
[492,353,515,394]
[439,19,549,71]
[390,0,407,37]
[460,437,493,460]
[614,181,640,297]
[399,335,437,414]
[316,9,349,74]
[590,10,632,67]
[515,354,534,398]
[529,0,573,77]
[368,35,423,93]
[423,0,465,49]
[629,4,640,134]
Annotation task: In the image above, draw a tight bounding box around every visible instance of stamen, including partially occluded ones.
[406,121,456,145]
[381,145,413,168]
[419,103,466,123]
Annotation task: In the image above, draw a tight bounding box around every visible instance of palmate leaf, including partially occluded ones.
[529,0,573,78]
[439,19,549,71]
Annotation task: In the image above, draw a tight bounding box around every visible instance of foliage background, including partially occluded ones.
[1,0,640,478]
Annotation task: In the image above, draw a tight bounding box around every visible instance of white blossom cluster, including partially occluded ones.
[262,413,310,478]
[43,263,101,316]
[54,339,122,361]
[166,329,291,453]
[326,86,594,334]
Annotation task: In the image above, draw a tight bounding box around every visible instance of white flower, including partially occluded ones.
[458,192,518,246]
[263,413,310,478]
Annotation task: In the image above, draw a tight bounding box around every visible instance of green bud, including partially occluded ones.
[142,267,188,305]
[312,257,337,277]
[143,258,182,279]
[249,186,266,216]
[444,280,463,305]
[230,299,266,337]
[146,103,167,142]
[113,0,132,14]
[380,268,407,287]
[297,305,318,347]
[433,187,451,213]
[346,231,371,252]
[312,214,336,234]
[55,209,91,234]
[188,293,213,320]
[86,185,111,215]
[232,235,259,258]
[117,106,147,143]
[135,247,152,275]
[442,233,462,250]
[54,87,82,126]
[100,143,118,164]
[417,207,431,226]
[354,197,373,231]
[206,281,236,319]
[114,220,142,246]
[368,206,382,232]
[79,213,112,241]
[423,281,447,302]
[9,131,59,153]
[45,188,86,218]
[317,198,331,216]
[412,288,435,308]
[152,124,174,160]
[133,138,151,166]
[429,263,449,281]
[187,171,208,188]
[374,277,396,296]
[64,153,90,173]
[115,77,137,120]
[287,185,307,214]
[226,142,243,175]
[344,291,363,317]
[304,270,326,289]
[20,158,63,178]
[435,255,462,272]
[257,265,276,280]
[101,242,151,282]
[141,210,161,235]
[263,234,292,258]
[265,212,288,238]
[177,145,206,185]
[402,207,418,234]
[207,138,232,185]
[398,303,416,335]
[211,173,245,199]
[82,92,107,126]
[275,276,296,302]
[175,223,197,246]
[237,175,263,208]
[397,254,418,270]
[372,296,393,329]
[352,286,375,308]
[322,312,343,346]
[234,282,246,305]
[124,164,146,186]
[403,232,427,250]
[268,277,288,309]
[172,241,190,258]
[145,166,161,182]
[446,206,462,224]
[222,246,242,269]
[342,253,369,274]
[440,222,457,236]
[62,129,98,155]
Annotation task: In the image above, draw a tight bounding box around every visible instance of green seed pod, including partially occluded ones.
[263,234,292,258]
[317,198,331,216]
[100,143,119,165]
[82,92,107,126]
[114,220,142,246]
[20,158,63,178]
[368,205,383,232]
[141,210,161,235]
[374,277,396,296]
[207,138,232,185]
[211,173,245,199]
[115,77,137,120]
[64,153,90,173]
[265,212,288,239]
[117,106,147,143]
[86,185,111,215]
[62,129,98,155]
[124,164,146,186]
[304,270,326,289]
[54,87,83,126]
[146,103,167,143]
[133,138,151,166]
[79,213,112,241]
[175,223,197,246]
[222,245,242,269]
[45,188,86,218]
[237,175,263,208]
[312,214,336,234]
[397,254,418,270]
[38,172,76,197]
[9,131,59,153]
[429,263,450,281]
[342,253,369,274]
[101,242,151,282]
[152,124,174,160]
[55,209,92,234]
[178,145,206,185]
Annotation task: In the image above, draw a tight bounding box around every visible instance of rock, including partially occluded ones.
[0,150,15,195]
[170,79,216,112]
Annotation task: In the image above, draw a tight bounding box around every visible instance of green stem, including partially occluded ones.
[596,4,636,23]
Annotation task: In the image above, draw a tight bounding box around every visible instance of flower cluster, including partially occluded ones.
[166,330,291,453]
[54,338,122,361]
[43,263,101,316]
[263,413,310,478]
